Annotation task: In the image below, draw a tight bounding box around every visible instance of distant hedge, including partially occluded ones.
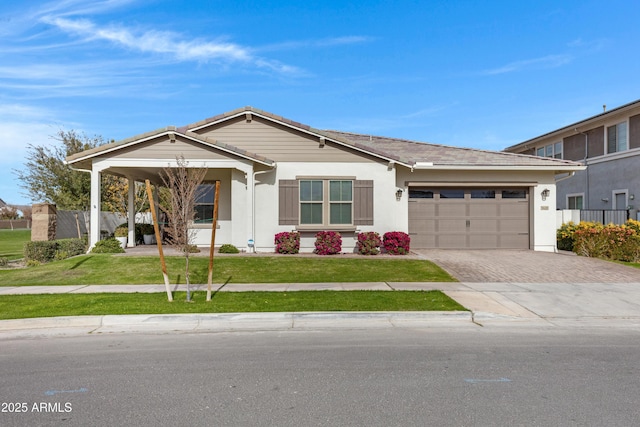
[24,238,87,263]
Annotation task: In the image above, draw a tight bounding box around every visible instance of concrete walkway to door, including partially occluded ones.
[414,249,640,283]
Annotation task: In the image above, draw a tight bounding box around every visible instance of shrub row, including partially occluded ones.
[24,238,88,263]
[558,220,640,262]
[274,231,410,255]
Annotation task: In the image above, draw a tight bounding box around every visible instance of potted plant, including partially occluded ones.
[139,223,156,245]
[114,226,128,249]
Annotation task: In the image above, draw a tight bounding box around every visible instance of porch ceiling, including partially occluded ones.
[103,166,166,183]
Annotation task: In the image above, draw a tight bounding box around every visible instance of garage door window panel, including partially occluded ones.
[502,190,527,199]
[439,189,465,199]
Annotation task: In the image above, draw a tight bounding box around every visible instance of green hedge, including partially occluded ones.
[91,238,125,254]
[24,238,88,263]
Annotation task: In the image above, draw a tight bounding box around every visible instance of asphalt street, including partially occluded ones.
[1,329,639,427]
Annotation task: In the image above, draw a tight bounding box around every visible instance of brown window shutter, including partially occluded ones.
[353,180,373,225]
[279,180,299,225]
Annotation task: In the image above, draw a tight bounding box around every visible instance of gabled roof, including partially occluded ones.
[505,98,640,151]
[183,106,415,167]
[66,126,275,167]
[67,106,584,171]
[185,106,582,170]
[325,130,581,169]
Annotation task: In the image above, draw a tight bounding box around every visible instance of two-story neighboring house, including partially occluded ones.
[504,99,640,220]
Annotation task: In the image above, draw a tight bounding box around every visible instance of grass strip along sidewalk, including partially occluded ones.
[0,253,462,320]
[0,254,456,285]
[0,291,466,320]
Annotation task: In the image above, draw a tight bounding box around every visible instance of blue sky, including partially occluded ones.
[1,0,639,205]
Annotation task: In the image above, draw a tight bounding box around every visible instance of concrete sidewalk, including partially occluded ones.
[2,281,640,336]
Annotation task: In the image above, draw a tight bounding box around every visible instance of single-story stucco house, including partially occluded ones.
[66,107,584,253]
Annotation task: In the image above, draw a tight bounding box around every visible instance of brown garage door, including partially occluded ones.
[408,187,530,249]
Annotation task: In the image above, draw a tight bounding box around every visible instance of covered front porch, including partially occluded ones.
[65,127,276,251]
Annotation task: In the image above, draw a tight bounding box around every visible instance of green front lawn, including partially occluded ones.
[0,229,31,261]
[0,254,456,286]
[0,290,466,320]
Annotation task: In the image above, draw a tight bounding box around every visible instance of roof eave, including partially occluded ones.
[505,98,640,151]
[412,164,586,171]
[66,127,276,167]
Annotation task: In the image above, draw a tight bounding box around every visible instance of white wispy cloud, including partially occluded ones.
[0,60,163,99]
[35,0,136,18]
[257,36,372,52]
[38,14,305,75]
[483,54,573,75]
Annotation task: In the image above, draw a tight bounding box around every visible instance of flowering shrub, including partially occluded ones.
[573,222,640,262]
[383,231,411,255]
[626,219,640,234]
[357,232,382,255]
[274,231,300,254]
[314,231,342,255]
[557,221,602,251]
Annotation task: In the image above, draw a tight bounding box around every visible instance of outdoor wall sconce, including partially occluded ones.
[396,189,403,201]
[541,188,550,201]
[601,198,609,203]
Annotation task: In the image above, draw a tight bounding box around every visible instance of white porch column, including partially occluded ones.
[127,176,136,247]
[89,167,102,249]
[247,166,255,250]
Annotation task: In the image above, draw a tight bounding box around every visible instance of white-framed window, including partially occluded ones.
[607,122,628,154]
[194,182,218,223]
[553,141,563,159]
[536,142,562,159]
[299,179,353,225]
[567,194,583,210]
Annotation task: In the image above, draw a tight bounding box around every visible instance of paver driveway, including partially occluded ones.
[415,249,640,283]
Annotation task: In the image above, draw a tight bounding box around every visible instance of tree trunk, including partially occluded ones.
[185,252,191,302]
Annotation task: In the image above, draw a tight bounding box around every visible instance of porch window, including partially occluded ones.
[194,182,218,223]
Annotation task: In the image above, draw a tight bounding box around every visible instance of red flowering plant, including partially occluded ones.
[356,231,381,255]
[274,231,300,254]
[383,231,411,255]
[314,231,342,255]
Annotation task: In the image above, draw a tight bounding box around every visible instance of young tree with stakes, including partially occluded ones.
[160,156,207,302]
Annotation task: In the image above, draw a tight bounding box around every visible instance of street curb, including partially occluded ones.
[0,311,474,336]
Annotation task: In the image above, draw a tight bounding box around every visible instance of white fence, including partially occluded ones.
[556,209,638,229]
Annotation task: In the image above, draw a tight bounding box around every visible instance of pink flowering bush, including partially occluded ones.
[274,231,300,254]
[383,231,411,255]
[314,231,342,255]
[357,232,381,255]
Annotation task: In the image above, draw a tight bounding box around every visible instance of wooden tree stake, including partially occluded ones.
[145,179,173,302]
[206,181,221,301]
